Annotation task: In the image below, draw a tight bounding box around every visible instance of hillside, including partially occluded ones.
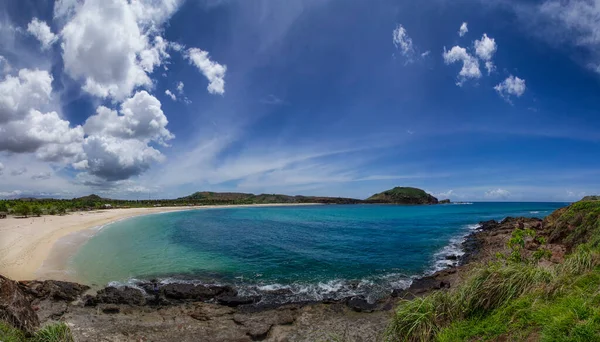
[387,198,600,341]
[178,191,362,205]
[366,187,439,204]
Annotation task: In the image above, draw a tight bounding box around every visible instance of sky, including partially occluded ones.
[0,0,600,202]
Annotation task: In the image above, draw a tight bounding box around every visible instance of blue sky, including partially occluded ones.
[0,0,599,201]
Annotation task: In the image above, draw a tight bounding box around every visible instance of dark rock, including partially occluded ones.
[346,296,377,313]
[162,283,236,301]
[101,305,120,314]
[95,286,146,306]
[446,254,459,261]
[18,280,89,301]
[217,296,261,307]
[0,275,39,336]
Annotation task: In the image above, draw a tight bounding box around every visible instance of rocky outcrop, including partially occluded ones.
[18,280,89,302]
[86,286,147,306]
[0,275,39,336]
[161,283,237,302]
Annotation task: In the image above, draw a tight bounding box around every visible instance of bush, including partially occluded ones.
[12,203,32,217]
[31,206,42,217]
[32,323,74,342]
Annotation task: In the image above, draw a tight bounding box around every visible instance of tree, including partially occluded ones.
[31,205,43,217]
[13,203,32,217]
[0,202,8,213]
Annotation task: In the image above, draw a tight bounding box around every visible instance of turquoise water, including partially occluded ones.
[70,203,566,302]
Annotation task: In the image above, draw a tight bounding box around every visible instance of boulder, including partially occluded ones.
[346,296,377,313]
[162,284,236,301]
[94,286,146,306]
[0,275,39,336]
[217,296,261,307]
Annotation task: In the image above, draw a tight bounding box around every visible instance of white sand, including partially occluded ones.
[0,203,317,281]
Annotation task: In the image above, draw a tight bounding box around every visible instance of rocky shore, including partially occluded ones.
[1,216,564,341]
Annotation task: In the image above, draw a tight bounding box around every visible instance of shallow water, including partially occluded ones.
[68,203,566,302]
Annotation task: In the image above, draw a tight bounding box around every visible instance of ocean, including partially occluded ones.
[69,202,567,303]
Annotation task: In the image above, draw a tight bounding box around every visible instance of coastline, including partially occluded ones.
[0,203,320,282]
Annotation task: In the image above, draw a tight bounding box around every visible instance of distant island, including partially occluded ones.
[0,187,449,216]
[365,187,440,205]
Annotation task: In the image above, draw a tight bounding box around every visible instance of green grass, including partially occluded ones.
[386,244,600,342]
[0,322,74,342]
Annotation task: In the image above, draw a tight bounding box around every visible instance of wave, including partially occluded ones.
[106,273,413,305]
[429,222,481,274]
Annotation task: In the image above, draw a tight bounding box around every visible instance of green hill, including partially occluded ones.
[366,187,438,204]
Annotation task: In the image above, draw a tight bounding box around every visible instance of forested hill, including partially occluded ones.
[365,187,439,204]
[178,191,362,205]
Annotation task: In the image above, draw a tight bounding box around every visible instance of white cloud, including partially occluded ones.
[442,46,481,86]
[27,18,57,50]
[0,190,22,198]
[0,69,84,162]
[0,68,53,124]
[421,51,431,58]
[79,91,173,180]
[459,22,468,37]
[185,47,227,95]
[84,91,173,145]
[474,33,497,74]
[79,135,165,181]
[165,89,176,101]
[59,0,179,101]
[484,188,511,199]
[176,81,184,94]
[0,162,3,175]
[494,75,526,102]
[393,24,414,58]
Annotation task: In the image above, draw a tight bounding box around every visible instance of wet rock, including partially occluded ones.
[162,284,237,301]
[217,296,261,307]
[18,280,89,302]
[346,296,377,313]
[0,275,39,336]
[95,286,146,306]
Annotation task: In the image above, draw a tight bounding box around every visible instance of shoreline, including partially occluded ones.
[0,203,321,282]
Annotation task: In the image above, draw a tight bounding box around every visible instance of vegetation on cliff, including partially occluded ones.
[366,187,438,205]
[386,199,600,341]
[0,322,74,342]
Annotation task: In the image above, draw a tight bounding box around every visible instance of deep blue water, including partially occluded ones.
[70,202,567,302]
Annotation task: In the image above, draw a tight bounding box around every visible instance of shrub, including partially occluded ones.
[32,323,74,342]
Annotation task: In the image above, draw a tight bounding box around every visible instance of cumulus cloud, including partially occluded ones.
[393,24,414,58]
[0,69,84,162]
[474,33,497,74]
[27,18,57,50]
[165,89,176,101]
[485,188,511,199]
[494,75,526,103]
[176,81,184,94]
[78,91,173,180]
[0,68,53,124]
[185,48,227,95]
[442,46,481,86]
[435,190,454,198]
[80,135,165,181]
[459,22,468,37]
[59,0,180,100]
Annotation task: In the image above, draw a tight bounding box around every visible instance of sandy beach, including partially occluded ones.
[0,203,317,282]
